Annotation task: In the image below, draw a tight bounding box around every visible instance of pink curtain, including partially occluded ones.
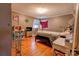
[40,19,48,29]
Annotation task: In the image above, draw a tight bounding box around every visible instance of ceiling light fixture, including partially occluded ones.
[36,8,48,14]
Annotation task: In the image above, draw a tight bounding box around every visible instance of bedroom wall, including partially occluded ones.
[47,14,74,32]
[12,11,34,29]
[12,12,74,32]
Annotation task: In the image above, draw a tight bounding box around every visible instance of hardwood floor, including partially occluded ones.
[11,36,65,56]
[11,36,53,56]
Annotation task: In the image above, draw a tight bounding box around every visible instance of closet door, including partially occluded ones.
[72,3,79,56]
[0,4,11,56]
[75,4,79,51]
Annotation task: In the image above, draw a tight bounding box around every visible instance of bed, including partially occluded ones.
[35,30,62,47]
[36,30,62,41]
[35,30,72,55]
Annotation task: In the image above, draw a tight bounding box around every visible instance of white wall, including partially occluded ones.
[12,12,74,32]
[12,12,34,29]
[47,14,74,32]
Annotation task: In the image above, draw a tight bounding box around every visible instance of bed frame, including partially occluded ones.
[35,35,52,47]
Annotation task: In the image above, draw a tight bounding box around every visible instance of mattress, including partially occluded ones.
[36,30,62,41]
[37,30,61,37]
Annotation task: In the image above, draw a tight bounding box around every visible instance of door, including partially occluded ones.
[0,4,11,56]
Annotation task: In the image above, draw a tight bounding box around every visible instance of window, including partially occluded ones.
[33,19,40,29]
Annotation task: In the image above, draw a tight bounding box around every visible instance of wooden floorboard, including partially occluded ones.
[11,36,65,56]
[11,37,53,56]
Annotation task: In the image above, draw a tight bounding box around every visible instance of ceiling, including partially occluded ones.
[12,3,76,18]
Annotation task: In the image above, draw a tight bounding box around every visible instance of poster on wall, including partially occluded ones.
[13,15,19,25]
